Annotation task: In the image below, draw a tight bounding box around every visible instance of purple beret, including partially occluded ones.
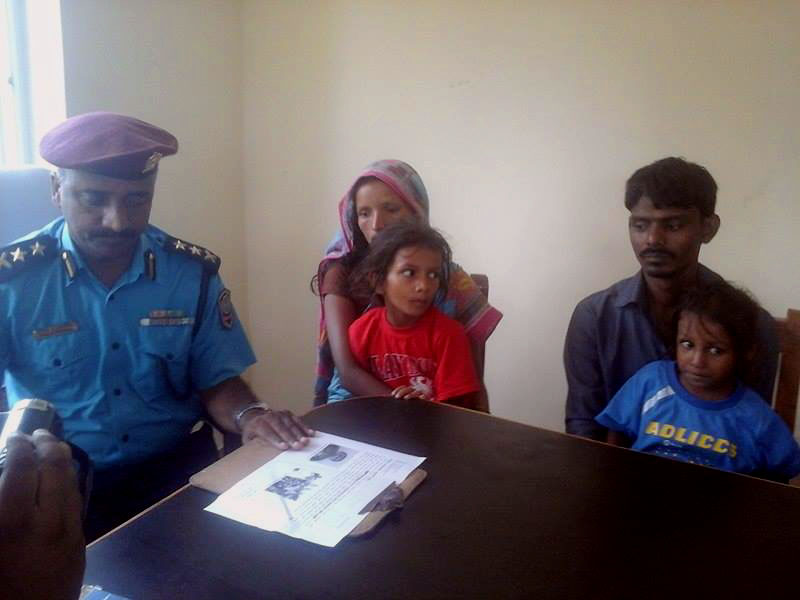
[40,112,178,180]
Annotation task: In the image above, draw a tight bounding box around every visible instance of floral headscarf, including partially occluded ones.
[321,159,429,263]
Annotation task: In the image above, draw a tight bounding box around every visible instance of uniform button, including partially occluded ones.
[112,342,120,350]
[53,358,62,367]
[113,388,121,396]
[121,434,130,443]
[166,353,174,360]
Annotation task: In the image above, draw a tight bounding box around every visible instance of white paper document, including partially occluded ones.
[205,432,425,547]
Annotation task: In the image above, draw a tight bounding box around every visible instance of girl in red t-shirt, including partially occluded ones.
[346,222,480,408]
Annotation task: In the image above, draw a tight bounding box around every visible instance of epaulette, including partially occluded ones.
[0,235,59,283]
[161,235,221,274]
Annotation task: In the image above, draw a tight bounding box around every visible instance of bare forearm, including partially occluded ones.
[201,376,314,450]
[323,293,391,397]
[338,363,392,397]
[200,375,259,433]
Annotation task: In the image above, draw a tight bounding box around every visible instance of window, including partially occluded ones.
[0,0,30,163]
[0,0,64,166]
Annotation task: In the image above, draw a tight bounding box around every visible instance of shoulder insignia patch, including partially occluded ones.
[218,288,234,329]
[0,235,59,283]
[162,235,221,274]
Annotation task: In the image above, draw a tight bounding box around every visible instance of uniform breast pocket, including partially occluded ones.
[133,326,193,402]
[24,330,91,382]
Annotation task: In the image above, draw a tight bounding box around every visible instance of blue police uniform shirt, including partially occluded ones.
[596,360,800,479]
[0,218,256,470]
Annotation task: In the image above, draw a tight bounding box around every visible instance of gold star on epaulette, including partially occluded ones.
[0,235,58,282]
[30,241,46,256]
[162,235,221,274]
[11,247,27,262]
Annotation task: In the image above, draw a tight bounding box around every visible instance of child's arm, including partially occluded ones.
[391,385,431,401]
[593,365,651,445]
[392,388,477,409]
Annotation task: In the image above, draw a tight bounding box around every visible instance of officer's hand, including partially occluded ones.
[0,430,86,600]
[241,409,315,450]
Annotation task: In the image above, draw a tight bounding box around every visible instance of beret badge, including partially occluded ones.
[142,151,163,174]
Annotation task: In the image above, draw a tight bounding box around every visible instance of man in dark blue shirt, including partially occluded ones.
[564,157,779,441]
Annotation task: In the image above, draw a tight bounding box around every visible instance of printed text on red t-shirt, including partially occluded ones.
[368,353,436,382]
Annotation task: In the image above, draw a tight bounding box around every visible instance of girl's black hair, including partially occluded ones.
[311,176,386,295]
[348,221,452,306]
[674,281,762,385]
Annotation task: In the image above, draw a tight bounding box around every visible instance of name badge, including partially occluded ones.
[148,309,185,318]
[32,321,79,340]
[140,317,195,327]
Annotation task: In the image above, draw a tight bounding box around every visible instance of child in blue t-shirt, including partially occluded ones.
[596,281,800,480]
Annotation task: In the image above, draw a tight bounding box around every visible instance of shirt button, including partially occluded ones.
[121,434,130,443]
[53,358,62,367]
[166,353,174,360]
[112,342,120,350]
[113,388,121,396]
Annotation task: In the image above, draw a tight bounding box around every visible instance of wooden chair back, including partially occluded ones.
[471,273,489,301]
[469,274,489,378]
[774,309,800,432]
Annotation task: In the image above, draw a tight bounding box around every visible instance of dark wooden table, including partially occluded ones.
[84,397,800,599]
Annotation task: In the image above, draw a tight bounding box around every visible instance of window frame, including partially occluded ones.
[1,0,35,165]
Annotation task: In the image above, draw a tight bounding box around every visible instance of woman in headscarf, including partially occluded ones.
[313,160,502,409]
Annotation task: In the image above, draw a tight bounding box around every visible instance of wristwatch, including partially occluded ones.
[234,402,271,431]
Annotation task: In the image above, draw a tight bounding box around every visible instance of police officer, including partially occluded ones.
[0,112,314,539]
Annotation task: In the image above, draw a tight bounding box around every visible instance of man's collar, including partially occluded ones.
[614,263,721,308]
[613,271,646,308]
[128,233,156,284]
[59,223,87,279]
[59,224,153,286]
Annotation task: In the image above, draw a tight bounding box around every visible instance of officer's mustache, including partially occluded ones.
[87,229,138,241]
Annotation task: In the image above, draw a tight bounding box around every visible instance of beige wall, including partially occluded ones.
[59,0,247,321]
[242,1,800,429]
